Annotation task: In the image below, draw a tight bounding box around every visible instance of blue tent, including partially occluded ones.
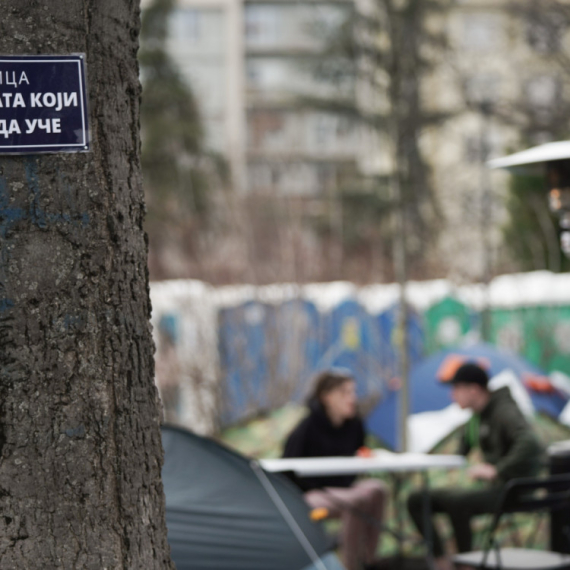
[366,343,568,450]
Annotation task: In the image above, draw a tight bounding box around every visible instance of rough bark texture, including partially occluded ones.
[0,1,174,568]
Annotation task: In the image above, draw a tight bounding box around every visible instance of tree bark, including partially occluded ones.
[0,1,173,568]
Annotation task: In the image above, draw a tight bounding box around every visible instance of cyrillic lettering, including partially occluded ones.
[64,92,77,107]
[30,93,42,107]
[2,93,12,107]
[0,120,20,138]
[38,119,51,133]
[55,93,63,112]
[7,120,20,135]
[51,118,61,134]
[18,72,29,85]
[5,72,17,87]
[42,92,56,107]
[13,93,25,108]
[25,119,37,133]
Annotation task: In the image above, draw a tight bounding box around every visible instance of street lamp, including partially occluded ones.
[488,140,570,258]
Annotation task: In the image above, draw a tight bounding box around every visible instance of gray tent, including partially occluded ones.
[161,425,345,570]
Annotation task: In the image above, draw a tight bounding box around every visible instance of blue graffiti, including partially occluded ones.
[0,160,90,237]
[0,161,91,314]
[65,425,86,438]
[0,298,14,313]
[0,175,25,238]
[25,159,90,229]
[63,313,83,331]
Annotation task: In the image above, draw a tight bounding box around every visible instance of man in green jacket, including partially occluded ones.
[407,362,545,570]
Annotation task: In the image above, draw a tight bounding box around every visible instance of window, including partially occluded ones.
[248,111,286,150]
[461,13,504,52]
[245,5,279,47]
[316,163,334,193]
[169,9,200,43]
[314,114,335,146]
[245,58,303,94]
[464,74,501,105]
[307,4,348,42]
[246,60,261,88]
[526,76,559,108]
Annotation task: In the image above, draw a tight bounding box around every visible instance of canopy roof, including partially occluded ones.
[488,141,570,174]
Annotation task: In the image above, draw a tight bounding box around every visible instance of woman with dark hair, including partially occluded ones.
[283,369,388,570]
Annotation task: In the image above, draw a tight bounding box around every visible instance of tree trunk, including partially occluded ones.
[0,1,173,568]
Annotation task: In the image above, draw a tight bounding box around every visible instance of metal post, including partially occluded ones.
[391,135,409,453]
[479,101,493,342]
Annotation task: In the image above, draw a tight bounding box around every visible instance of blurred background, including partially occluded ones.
[138,0,570,454]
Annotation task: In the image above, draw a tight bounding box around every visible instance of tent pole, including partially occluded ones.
[250,461,329,570]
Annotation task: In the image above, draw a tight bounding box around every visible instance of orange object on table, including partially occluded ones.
[356,446,373,458]
[310,507,329,521]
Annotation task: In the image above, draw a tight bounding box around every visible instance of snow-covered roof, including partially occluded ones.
[150,270,570,314]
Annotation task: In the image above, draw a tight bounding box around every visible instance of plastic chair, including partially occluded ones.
[453,473,570,570]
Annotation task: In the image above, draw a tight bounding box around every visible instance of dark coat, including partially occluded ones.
[460,386,545,482]
[282,400,365,492]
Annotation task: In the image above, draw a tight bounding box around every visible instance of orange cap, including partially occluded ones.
[437,355,491,383]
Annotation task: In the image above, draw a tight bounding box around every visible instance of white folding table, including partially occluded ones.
[259,450,467,567]
[260,449,466,477]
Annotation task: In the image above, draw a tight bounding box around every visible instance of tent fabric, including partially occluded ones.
[161,425,341,570]
[407,404,472,454]
[366,343,568,451]
[302,552,346,570]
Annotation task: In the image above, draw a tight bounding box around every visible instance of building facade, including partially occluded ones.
[161,0,360,198]
[145,0,570,280]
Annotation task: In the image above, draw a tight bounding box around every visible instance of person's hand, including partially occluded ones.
[468,463,498,481]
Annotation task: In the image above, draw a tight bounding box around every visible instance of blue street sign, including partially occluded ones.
[0,55,89,154]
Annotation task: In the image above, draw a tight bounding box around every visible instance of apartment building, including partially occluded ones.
[148,0,570,278]
[162,0,359,198]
